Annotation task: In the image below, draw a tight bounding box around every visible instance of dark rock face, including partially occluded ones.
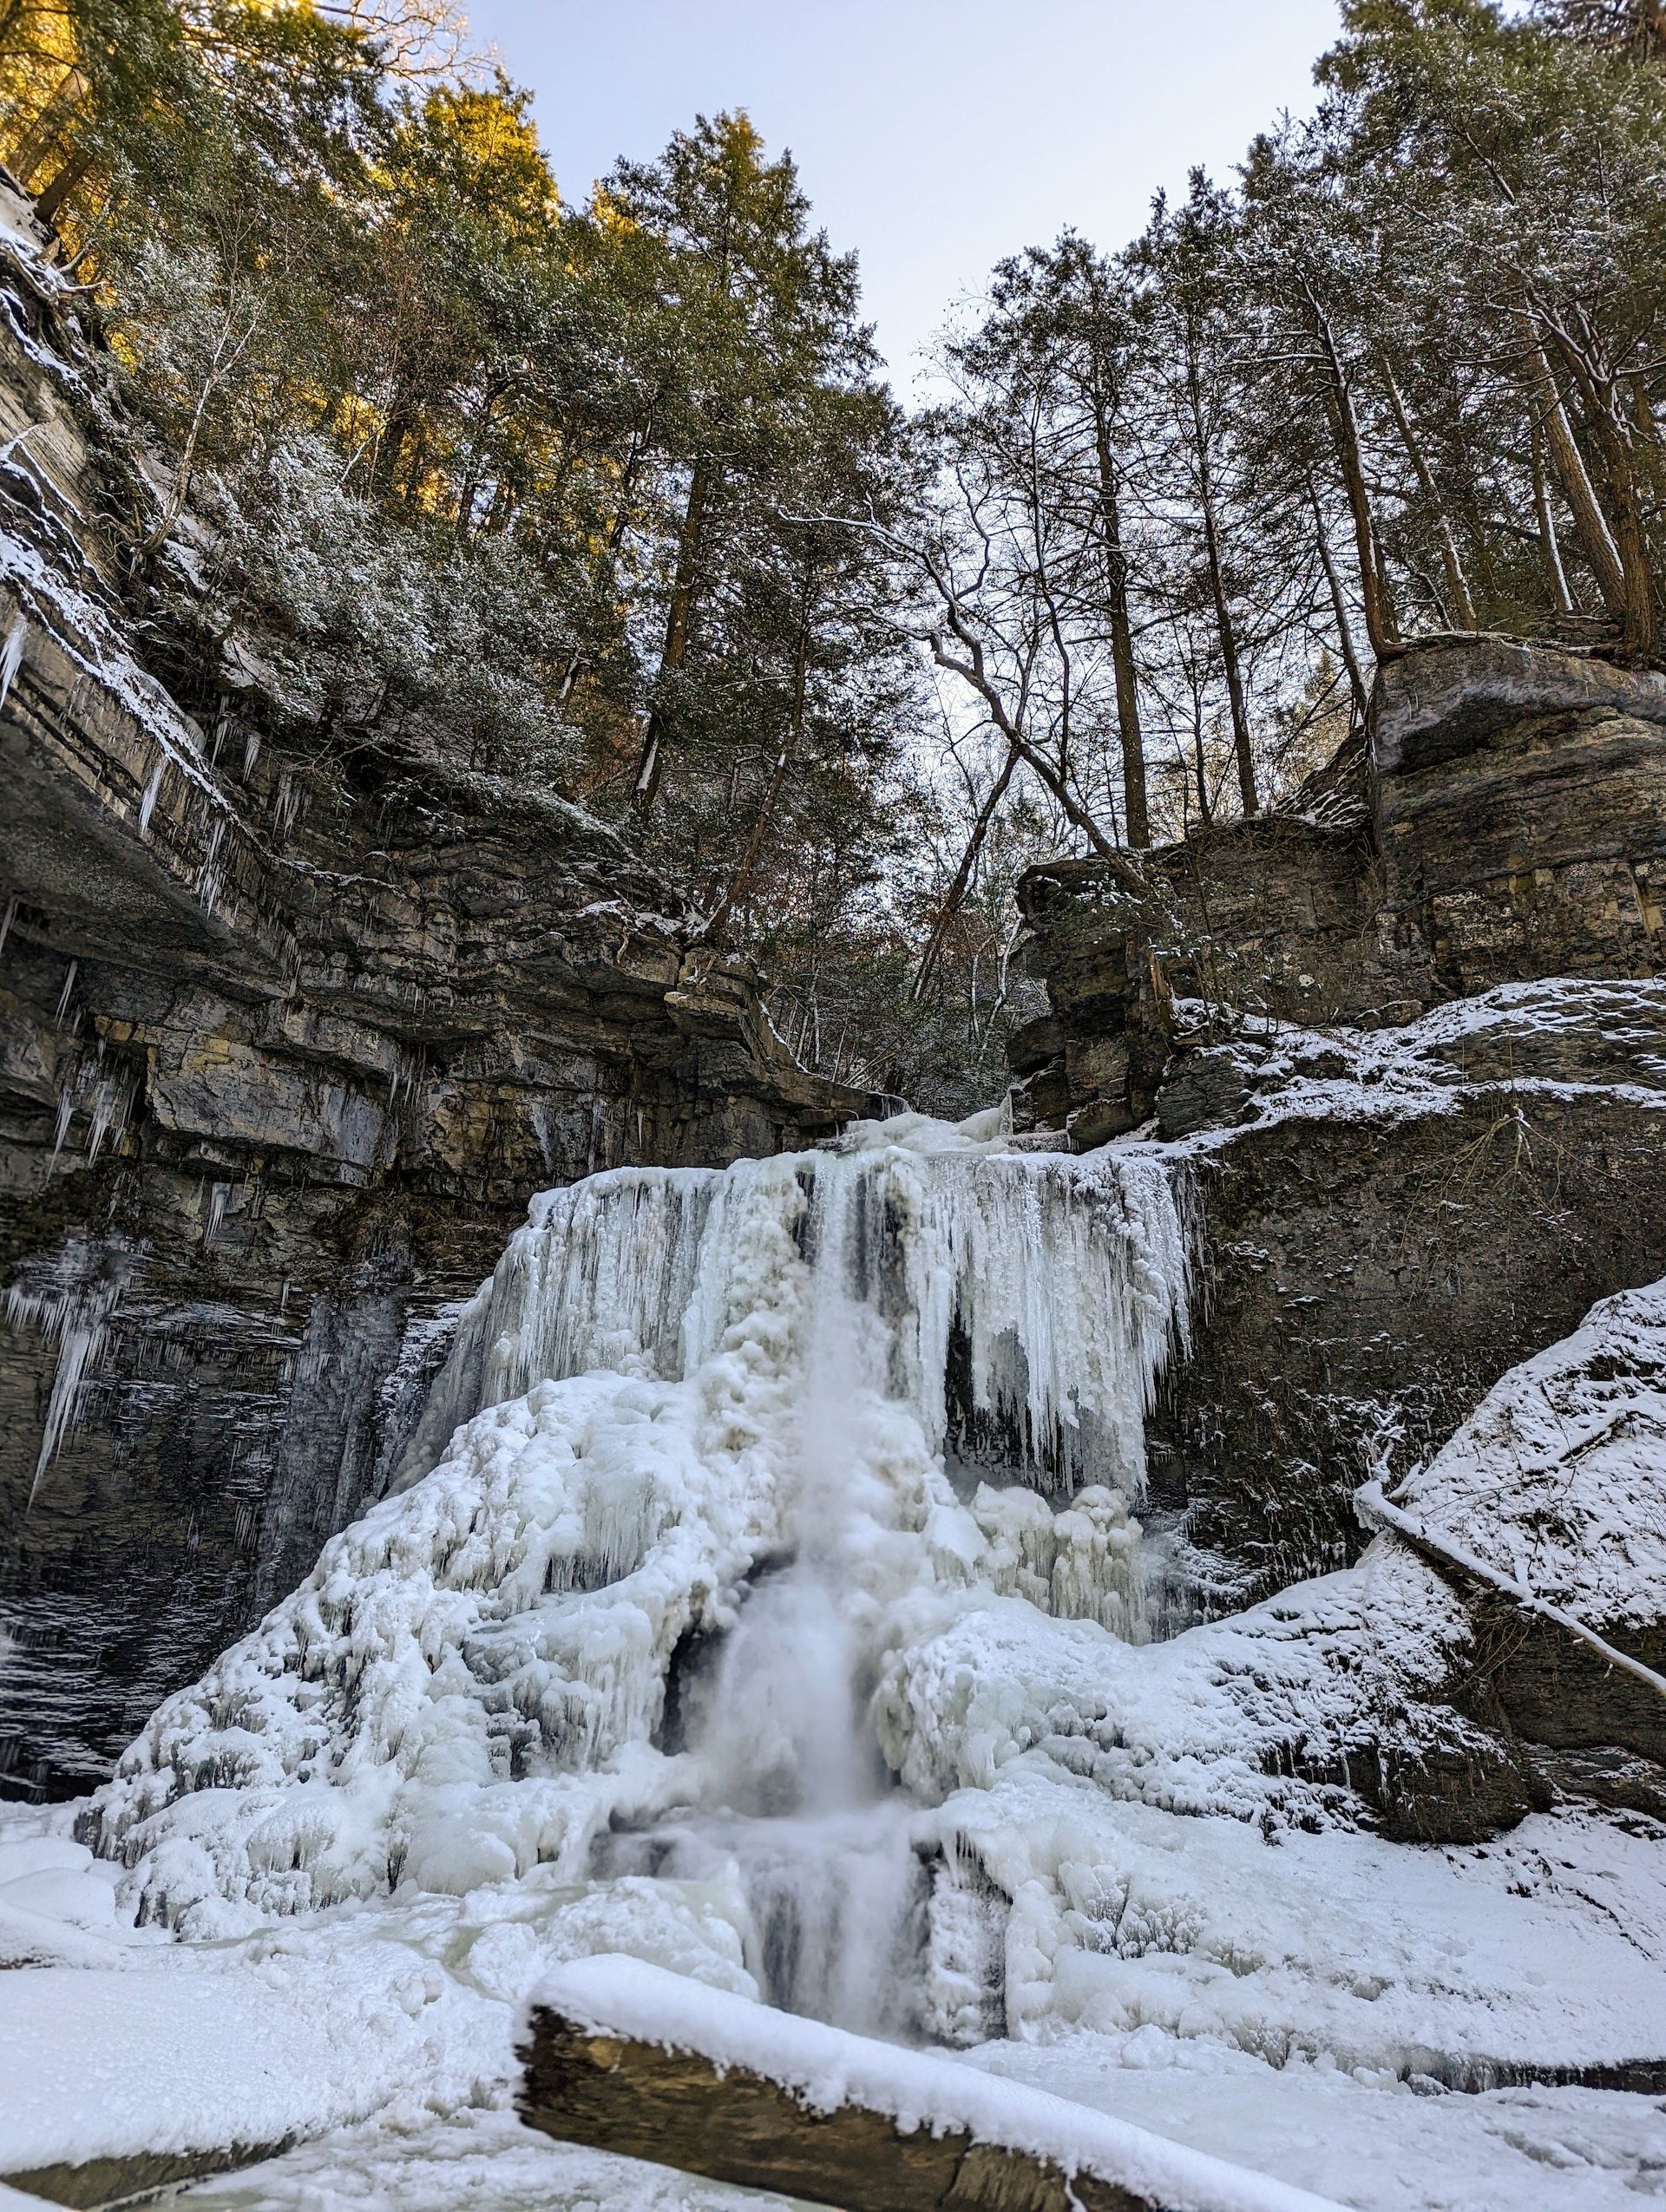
[1374,639,1666,1000]
[0,202,864,1798]
[1011,638,1666,1839]
[1145,1000,1666,1598]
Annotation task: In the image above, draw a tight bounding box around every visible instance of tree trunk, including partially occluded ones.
[521,1973,1199,2212]
[1184,318,1256,815]
[372,395,418,504]
[1197,476,1255,815]
[633,455,712,813]
[911,741,1020,1000]
[34,147,90,229]
[929,611,1117,860]
[9,64,86,192]
[1309,480,1370,723]
[1520,319,1630,625]
[1529,417,1575,616]
[556,420,653,706]
[703,564,814,944]
[1308,298,1394,658]
[1092,409,1150,847]
[1582,389,1658,658]
[1380,357,1476,628]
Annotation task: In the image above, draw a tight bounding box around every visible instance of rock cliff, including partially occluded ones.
[0,187,864,1796]
[1009,639,1666,1833]
[1009,642,1666,1835]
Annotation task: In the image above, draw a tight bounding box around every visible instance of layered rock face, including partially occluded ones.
[1013,641,1666,1601]
[0,194,862,1796]
[1014,638,1666,1148]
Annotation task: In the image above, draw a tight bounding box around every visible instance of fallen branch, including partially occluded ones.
[1354,1479,1666,1707]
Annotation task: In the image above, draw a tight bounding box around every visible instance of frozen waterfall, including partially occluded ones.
[397,1111,1188,1500]
[82,1112,1190,2040]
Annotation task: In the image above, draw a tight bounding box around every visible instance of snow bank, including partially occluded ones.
[876,1536,1467,1824]
[138,2107,807,2212]
[969,2032,1666,2212]
[0,1834,762,2174]
[926,1778,1666,2074]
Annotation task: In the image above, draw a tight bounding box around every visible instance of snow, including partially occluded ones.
[1394,1273,1666,1632]
[525,1952,1346,2212]
[1159,977,1666,1151]
[2,1111,1663,2211]
[970,2034,1666,2212]
[0,1824,760,2174]
[922,1780,1666,2077]
[0,525,229,810]
[150,2108,803,2212]
[874,1519,1514,1845]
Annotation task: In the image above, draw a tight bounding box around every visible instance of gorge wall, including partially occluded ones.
[1012,634,1666,1671]
[6,147,1666,1849]
[0,188,866,1797]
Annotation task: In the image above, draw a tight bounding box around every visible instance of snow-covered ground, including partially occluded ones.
[2,1109,1663,2212]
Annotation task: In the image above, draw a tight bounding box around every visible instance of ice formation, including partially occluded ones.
[3,1231,131,1493]
[396,1112,1188,1498]
[83,1114,1192,2021]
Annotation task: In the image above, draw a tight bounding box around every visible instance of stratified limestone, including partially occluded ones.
[1010,640,1666,1608]
[1014,638,1666,1144]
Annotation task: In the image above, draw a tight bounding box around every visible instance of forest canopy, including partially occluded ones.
[3,0,1666,1106]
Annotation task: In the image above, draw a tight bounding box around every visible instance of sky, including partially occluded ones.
[463,0,1344,393]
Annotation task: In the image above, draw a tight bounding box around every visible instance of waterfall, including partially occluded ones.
[82,1113,1190,2036]
[396,1116,1187,1500]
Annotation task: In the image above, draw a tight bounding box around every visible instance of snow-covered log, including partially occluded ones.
[516,1956,1343,2212]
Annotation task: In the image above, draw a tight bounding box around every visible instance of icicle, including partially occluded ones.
[0,609,25,710]
[84,1070,130,1162]
[0,894,15,955]
[49,1088,74,1164]
[55,959,77,1022]
[3,1238,127,1501]
[204,1181,231,1247]
[400,1129,1187,1502]
[137,756,165,834]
